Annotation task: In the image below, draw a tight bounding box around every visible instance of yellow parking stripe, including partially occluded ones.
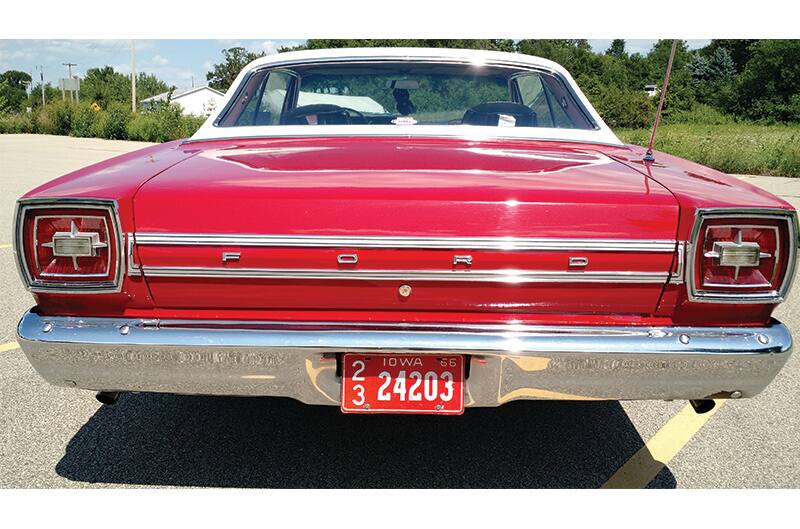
[0,244,12,249]
[602,400,725,488]
[0,341,20,353]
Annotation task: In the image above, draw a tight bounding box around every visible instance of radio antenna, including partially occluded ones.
[644,39,678,162]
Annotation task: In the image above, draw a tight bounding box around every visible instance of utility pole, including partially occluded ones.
[37,66,45,107]
[62,62,76,78]
[60,63,79,102]
[131,40,137,113]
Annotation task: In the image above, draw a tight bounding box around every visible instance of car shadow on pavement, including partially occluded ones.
[56,393,676,488]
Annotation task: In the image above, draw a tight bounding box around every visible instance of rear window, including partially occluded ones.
[217,61,595,130]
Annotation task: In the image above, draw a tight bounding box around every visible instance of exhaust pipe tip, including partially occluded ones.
[96,391,120,406]
[689,399,715,414]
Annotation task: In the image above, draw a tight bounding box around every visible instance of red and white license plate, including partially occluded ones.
[341,354,465,414]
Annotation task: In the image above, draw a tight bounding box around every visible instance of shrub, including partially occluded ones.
[667,103,736,125]
[32,108,51,134]
[593,86,655,129]
[70,102,100,137]
[52,101,75,135]
[127,103,205,142]
[93,102,132,139]
[0,112,34,133]
[1,101,204,142]
[28,100,76,136]
[126,112,162,142]
[180,114,206,137]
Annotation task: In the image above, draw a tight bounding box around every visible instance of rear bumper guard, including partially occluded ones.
[17,309,792,406]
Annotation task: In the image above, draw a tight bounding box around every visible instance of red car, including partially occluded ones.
[14,48,796,415]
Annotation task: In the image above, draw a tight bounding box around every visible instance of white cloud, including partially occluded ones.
[150,54,169,66]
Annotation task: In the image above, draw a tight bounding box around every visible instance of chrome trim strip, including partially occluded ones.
[686,208,798,304]
[20,312,791,355]
[183,131,628,149]
[17,310,793,403]
[669,241,685,285]
[133,233,677,253]
[14,198,125,294]
[140,265,669,284]
[127,233,141,276]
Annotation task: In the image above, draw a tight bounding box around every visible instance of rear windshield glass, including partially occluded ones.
[217,61,596,130]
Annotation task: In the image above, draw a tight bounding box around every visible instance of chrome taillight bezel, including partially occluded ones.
[13,198,125,294]
[687,208,798,303]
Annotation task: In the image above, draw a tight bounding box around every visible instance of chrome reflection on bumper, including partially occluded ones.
[17,310,792,406]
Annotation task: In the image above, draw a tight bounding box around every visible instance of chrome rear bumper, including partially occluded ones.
[17,309,792,406]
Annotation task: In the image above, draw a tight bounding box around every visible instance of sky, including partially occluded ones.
[0,39,712,88]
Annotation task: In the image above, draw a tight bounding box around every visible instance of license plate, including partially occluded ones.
[341,354,465,414]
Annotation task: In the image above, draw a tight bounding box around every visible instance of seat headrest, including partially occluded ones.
[462,102,538,127]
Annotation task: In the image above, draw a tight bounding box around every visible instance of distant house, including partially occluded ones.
[140,86,225,116]
[644,84,659,98]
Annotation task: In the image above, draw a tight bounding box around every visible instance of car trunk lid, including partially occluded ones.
[132,137,679,316]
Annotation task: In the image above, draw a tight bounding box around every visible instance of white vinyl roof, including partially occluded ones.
[191,47,623,146]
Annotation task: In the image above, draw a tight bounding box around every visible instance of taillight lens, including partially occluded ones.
[15,200,123,292]
[688,210,797,303]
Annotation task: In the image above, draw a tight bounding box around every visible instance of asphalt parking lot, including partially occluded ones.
[1,134,799,488]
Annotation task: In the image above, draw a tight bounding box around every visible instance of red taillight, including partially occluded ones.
[688,210,797,303]
[14,199,123,293]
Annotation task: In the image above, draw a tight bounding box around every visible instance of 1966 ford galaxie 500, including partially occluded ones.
[14,48,796,415]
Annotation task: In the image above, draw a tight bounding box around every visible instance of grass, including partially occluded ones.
[3,106,799,177]
[616,123,800,177]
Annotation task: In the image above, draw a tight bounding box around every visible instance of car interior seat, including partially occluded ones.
[462,102,538,127]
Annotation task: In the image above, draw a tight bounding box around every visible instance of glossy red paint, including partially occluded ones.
[129,137,679,316]
[133,137,678,238]
[610,144,794,236]
[22,136,793,326]
[136,247,672,314]
[23,140,197,312]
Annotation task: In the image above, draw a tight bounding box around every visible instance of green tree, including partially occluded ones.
[643,40,695,115]
[0,70,32,112]
[606,39,626,58]
[688,47,735,82]
[207,47,265,91]
[292,39,516,52]
[79,67,169,108]
[135,72,171,101]
[26,82,61,110]
[0,80,9,113]
[688,47,736,113]
[198,38,800,126]
[516,39,598,79]
[705,39,756,73]
[731,39,800,122]
[81,66,131,107]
